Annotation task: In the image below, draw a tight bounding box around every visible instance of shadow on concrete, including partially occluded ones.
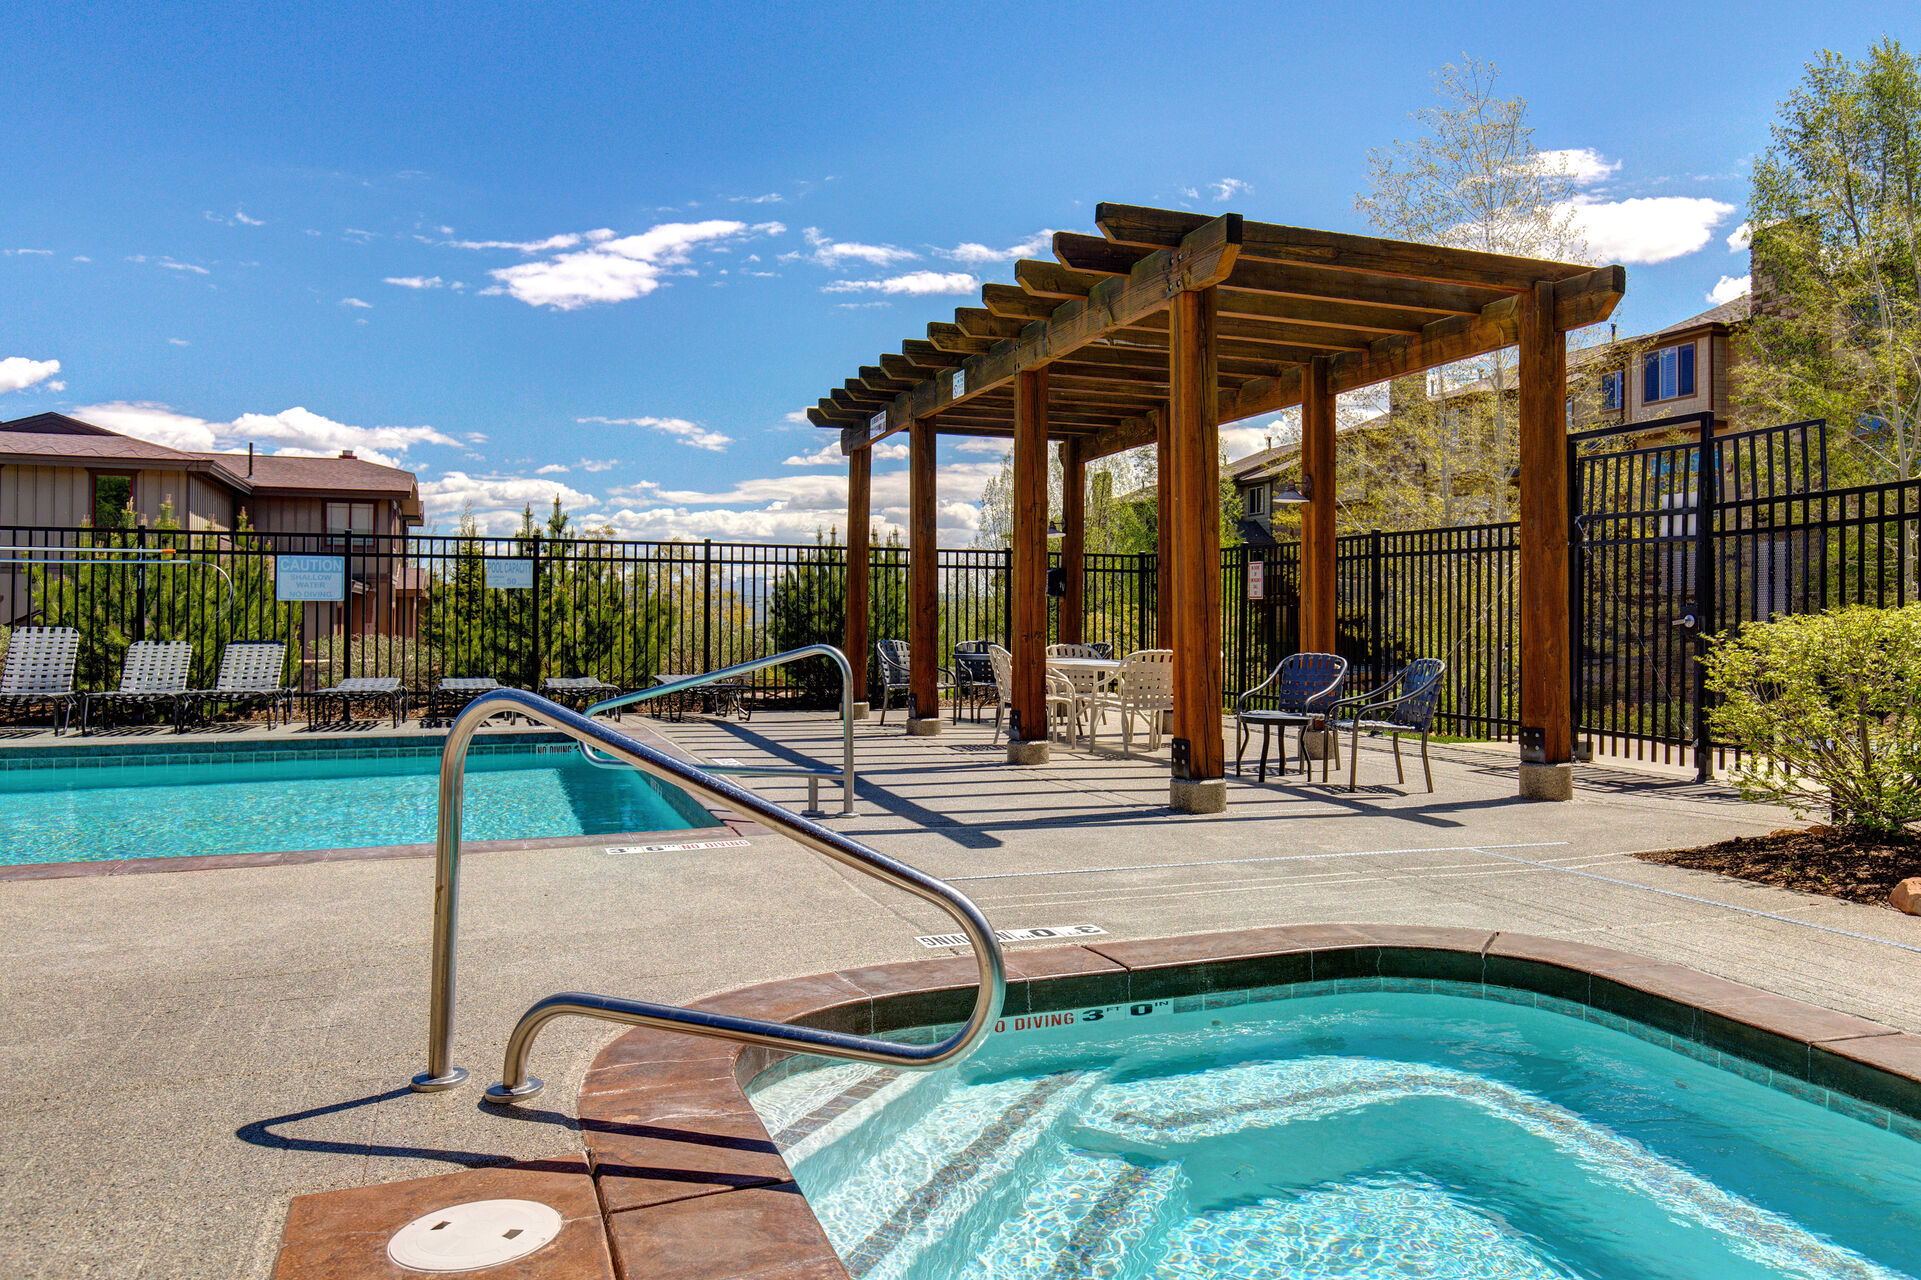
[235,1087,579,1169]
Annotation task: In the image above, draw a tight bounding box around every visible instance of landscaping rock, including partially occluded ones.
[1892,878,1921,915]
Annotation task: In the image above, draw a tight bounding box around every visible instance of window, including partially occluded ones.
[91,473,133,528]
[1601,370,1623,411]
[1642,343,1696,404]
[1245,485,1267,517]
[326,501,375,534]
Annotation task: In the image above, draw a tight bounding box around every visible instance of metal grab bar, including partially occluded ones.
[581,643,857,816]
[408,688,1006,1103]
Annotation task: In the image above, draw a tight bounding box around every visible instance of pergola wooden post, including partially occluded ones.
[1008,368,1051,763]
[845,445,871,718]
[1166,287,1226,812]
[1517,281,1573,797]
[906,417,941,734]
[1299,357,1337,654]
[1155,407,1173,649]
[1059,438,1085,646]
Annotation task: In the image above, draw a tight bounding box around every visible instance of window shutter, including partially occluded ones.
[1643,354,1660,404]
[1678,342,1696,397]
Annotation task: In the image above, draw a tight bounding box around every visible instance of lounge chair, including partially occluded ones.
[1330,658,1447,793]
[1234,652,1349,783]
[83,641,193,733]
[0,626,81,735]
[542,675,624,718]
[875,639,952,724]
[1089,649,1174,756]
[311,676,407,727]
[431,676,501,724]
[183,642,294,728]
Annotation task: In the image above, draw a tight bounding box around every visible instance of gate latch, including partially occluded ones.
[1671,614,1699,631]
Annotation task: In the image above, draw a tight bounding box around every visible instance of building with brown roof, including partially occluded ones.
[0,412,423,533]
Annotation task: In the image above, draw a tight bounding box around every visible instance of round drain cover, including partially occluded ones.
[386,1199,563,1273]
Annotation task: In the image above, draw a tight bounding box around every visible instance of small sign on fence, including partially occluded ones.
[485,558,534,589]
[274,554,345,602]
[1247,559,1265,601]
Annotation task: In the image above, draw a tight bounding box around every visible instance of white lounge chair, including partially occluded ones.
[0,626,81,734]
[1090,649,1175,756]
[184,642,294,728]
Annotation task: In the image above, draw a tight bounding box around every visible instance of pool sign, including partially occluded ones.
[868,409,889,440]
[1247,560,1265,600]
[993,999,1171,1037]
[486,558,534,590]
[275,554,345,602]
[915,923,1107,948]
[949,368,966,399]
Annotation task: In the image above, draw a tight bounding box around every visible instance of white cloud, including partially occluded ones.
[1709,274,1751,304]
[71,255,91,263]
[823,270,978,296]
[234,210,264,226]
[536,463,571,475]
[578,458,617,472]
[168,338,190,346]
[937,230,1055,265]
[447,230,612,253]
[1727,222,1753,251]
[782,409,811,426]
[339,297,373,308]
[384,275,444,289]
[783,227,917,269]
[72,401,458,468]
[486,220,783,310]
[0,356,64,394]
[1210,178,1250,202]
[727,193,785,205]
[418,471,599,533]
[3,248,53,256]
[130,256,210,274]
[1537,148,1621,186]
[1565,195,1735,264]
[782,439,908,466]
[835,301,892,310]
[577,414,731,452]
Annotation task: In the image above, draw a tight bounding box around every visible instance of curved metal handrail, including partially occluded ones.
[580,643,856,816]
[408,688,1005,1104]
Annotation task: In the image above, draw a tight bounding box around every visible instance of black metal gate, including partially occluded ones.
[1571,412,1827,777]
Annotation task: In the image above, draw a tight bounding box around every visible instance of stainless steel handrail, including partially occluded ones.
[408,688,1006,1103]
[581,643,856,816]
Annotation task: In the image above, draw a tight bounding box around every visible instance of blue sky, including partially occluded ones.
[2,1,1912,541]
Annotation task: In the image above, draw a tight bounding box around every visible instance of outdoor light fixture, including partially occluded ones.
[1271,474,1314,505]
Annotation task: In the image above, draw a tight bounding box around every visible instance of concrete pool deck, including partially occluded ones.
[4,709,1919,1278]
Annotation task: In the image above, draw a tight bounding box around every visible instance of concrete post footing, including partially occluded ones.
[906,717,942,737]
[1519,762,1574,801]
[849,702,870,721]
[1006,738,1050,765]
[1170,777,1228,813]
[1300,729,1336,761]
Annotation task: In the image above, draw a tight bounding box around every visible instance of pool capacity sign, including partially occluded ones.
[275,554,345,602]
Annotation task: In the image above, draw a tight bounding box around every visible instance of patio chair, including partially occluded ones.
[310,676,407,727]
[1330,658,1447,793]
[0,626,81,735]
[951,640,997,723]
[432,676,501,724]
[986,644,1078,745]
[1089,649,1174,756]
[83,641,194,734]
[1234,652,1349,783]
[1046,643,1115,739]
[542,675,625,719]
[874,639,952,724]
[183,642,294,728]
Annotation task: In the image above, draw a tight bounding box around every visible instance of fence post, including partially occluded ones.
[1368,529,1382,688]
[701,538,714,673]
[1138,551,1153,654]
[1692,425,1718,781]
[135,524,148,642]
[530,533,543,689]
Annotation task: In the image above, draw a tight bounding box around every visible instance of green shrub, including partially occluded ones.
[1704,604,1921,834]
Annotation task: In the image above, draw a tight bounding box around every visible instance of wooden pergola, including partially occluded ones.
[812,203,1624,810]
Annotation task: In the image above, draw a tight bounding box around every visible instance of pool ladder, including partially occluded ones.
[408,687,1006,1103]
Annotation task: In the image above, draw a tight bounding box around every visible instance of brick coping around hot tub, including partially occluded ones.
[270,924,1921,1280]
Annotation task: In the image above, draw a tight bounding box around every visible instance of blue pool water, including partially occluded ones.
[0,737,717,864]
[749,983,1921,1280]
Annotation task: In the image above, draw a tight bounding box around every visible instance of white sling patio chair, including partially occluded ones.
[987,644,1078,745]
[184,642,295,728]
[0,626,81,735]
[82,641,193,733]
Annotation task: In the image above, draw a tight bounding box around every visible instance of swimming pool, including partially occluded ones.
[750,981,1921,1280]
[0,735,717,865]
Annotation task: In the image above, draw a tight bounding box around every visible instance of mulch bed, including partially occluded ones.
[1633,828,1921,908]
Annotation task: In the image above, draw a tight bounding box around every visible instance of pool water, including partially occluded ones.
[0,738,717,864]
[750,986,1921,1280]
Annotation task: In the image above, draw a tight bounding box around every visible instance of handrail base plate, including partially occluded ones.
[483,1077,545,1105]
[411,1067,469,1093]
